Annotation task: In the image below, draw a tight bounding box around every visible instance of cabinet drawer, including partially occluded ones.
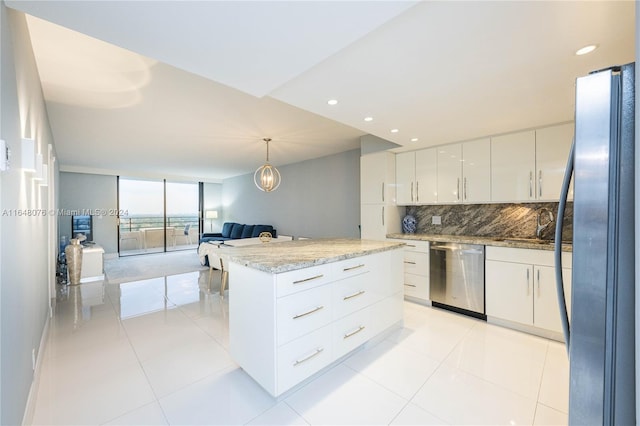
[332,257,371,280]
[333,308,372,359]
[332,272,375,320]
[486,246,572,267]
[276,264,334,297]
[277,325,333,395]
[402,240,430,253]
[403,273,429,300]
[403,251,428,276]
[371,291,404,335]
[277,285,333,346]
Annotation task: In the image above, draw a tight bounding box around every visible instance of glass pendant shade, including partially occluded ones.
[254,138,281,192]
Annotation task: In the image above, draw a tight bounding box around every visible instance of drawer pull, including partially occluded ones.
[404,261,416,265]
[293,274,324,285]
[406,244,417,248]
[343,264,365,272]
[344,325,366,339]
[404,284,417,288]
[343,290,366,301]
[292,305,324,320]
[293,347,324,367]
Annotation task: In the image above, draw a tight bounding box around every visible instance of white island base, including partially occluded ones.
[228,243,404,397]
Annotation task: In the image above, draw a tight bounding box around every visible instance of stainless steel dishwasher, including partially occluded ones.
[429,242,485,319]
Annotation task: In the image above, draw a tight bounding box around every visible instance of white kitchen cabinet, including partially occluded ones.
[462,138,492,203]
[396,148,437,205]
[485,246,572,337]
[360,204,401,240]
[437,139,491,204]
[361,151,396,204]
[361,151,401,240]
[491,130,536,202]
[535,123,574,201]
[229,248,403,397]
[436,144,462,203]
[388,239,430,302]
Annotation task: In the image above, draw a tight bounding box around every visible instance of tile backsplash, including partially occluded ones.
[405,202,573,241]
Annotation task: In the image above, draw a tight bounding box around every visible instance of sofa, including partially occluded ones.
[199,222,277,266]
[199,222,277,244]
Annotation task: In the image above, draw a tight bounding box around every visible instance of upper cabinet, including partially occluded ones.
[396,149,437,205]
[491,124,573,203]
[437,138,491,204]
[491,130,536,202]
[361,152,396,204]
[535,123,574,201]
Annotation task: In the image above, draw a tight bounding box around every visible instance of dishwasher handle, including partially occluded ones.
[430,243,484,255]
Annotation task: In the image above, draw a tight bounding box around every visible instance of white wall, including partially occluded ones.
[58,172,118,254]
[203,182,222,233]
[0,7,58,425]
[222,149,361,238]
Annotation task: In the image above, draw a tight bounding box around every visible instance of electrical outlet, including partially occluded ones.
[432,215,442,225]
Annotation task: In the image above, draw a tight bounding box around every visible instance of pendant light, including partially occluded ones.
[254,138,281,192]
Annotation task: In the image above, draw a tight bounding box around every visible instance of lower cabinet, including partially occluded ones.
[388,239,430,302]
[229,248,404,397]
[486,246,572,335]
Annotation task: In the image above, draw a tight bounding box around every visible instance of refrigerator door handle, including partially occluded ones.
[554,136,575,354]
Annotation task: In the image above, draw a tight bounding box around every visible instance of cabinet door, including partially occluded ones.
[415,148,437,204]
[360,205,400,240]
[535,123,574,201]
[491,130,536,202]
[436,143,462,203]
[533,265,572,334]
[395,152,415,205]
[486,260,533,326]
[361,152,396,204]
[462,138,491,203]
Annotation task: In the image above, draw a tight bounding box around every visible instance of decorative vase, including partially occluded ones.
[402,214,417,234]
[65,238,83,285]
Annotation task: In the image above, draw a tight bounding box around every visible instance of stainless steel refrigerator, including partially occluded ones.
[555,63,635,425]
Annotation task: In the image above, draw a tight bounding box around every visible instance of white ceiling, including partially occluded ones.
[5,1,636,182]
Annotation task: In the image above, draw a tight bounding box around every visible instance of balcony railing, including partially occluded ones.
[118,215,199,252]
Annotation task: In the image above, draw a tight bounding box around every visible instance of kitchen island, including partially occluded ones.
[226,238,404,397]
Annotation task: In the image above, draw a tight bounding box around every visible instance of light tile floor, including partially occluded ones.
[31,269,569,425]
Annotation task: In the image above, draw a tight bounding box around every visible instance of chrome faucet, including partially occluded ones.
[536,208,554,239]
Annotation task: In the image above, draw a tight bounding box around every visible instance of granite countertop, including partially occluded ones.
[221,238,405,274]
[387,233,572,252]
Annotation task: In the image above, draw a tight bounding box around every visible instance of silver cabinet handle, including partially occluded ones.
[293,274,324,285]
[529,171,533,198]
[464,177,468,201]
[343,325,366,339]
[406,244,417,248]
[381,182,385,203]
[538,170,543,198]
[537,269,540,295]
[292,305,324,319]
[410,182,414,202]
[382,206,385,226]
[343,264,365,272]
[343,290,365,301]
[526,268,530,295]
[404,261,416,265]
[416,181,419,202]
[293,347,324,366]
[457,178,461,201]
[404,283,417,288]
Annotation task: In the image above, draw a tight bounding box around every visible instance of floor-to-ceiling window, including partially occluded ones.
[118,178,200,256]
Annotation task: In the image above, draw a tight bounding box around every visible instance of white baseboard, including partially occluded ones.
[21,307,51,426]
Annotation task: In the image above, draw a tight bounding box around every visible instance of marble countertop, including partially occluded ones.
[387,233,572,252]
[221,238,405,273]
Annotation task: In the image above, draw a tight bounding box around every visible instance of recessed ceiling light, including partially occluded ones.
[411,138,418,142]
[576,44,598,56]
[391,129,399,133]
[327,99,338,105]
[364,117,373,122]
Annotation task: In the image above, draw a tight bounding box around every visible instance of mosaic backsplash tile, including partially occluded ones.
[404,202,573,241]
